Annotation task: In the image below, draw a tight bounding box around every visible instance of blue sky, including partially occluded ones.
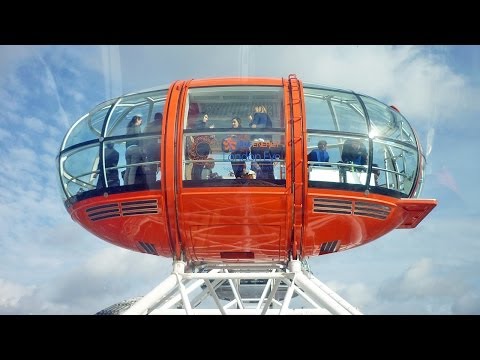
[0,45,479,315]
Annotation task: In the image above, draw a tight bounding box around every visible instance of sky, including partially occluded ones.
[0,45,479,315]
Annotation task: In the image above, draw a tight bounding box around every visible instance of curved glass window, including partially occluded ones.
[57,88,168,203]
[60,143,100,197]
[305,86,422,198]
[105,91,165,137]
[57,82,425,204]
[307,133,372,186]
[371,139,418,195]
[360,95,416,144]
[182,86,286,187]
[305,88,367,134]
[62,99,115,149]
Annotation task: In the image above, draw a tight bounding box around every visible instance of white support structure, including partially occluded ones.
[96,259,362,315]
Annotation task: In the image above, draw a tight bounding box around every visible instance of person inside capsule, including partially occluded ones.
[249,106,275,179]
[94,142,120,189]
[228,117,248,178]
[249,105,272,129]
[189,113,216,180]
[124,115,146,185]
[143,112,163,187]
[339,139,368,184]
[308,140,330,167]
[341,139,367,167]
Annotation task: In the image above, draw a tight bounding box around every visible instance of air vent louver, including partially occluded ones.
[86,199,159,221]
[313,198,391,219]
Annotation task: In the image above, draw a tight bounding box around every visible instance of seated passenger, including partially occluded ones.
[307,140,330,166]
[202,158,221,179]
[242,169,256,179]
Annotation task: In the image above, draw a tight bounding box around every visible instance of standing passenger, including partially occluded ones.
[143,112,163,187]
[228,117,249,178]
[341,139,367,166]
[340,139,368,183]
[104,143,120,187]
[249,106,274,179]
[190,113,214,180]
[250,105,272,128]
[96,143,120,188]
[124,115,146,185]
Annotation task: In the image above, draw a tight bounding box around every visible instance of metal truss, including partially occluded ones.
[97,259,362,315]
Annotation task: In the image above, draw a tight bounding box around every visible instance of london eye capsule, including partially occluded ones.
[56,75,437,264]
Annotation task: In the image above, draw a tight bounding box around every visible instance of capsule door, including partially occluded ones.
[168,78,294,263]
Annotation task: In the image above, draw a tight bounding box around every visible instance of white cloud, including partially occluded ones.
[452,293,480,314]
[0,127,13,142]
[47,248,171,314]
[377,258,470,305]
[24,116,46,133]
[0,46,45,87]
[326,280,375,311]
[0,279,35,308]
[106,45,475,131]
